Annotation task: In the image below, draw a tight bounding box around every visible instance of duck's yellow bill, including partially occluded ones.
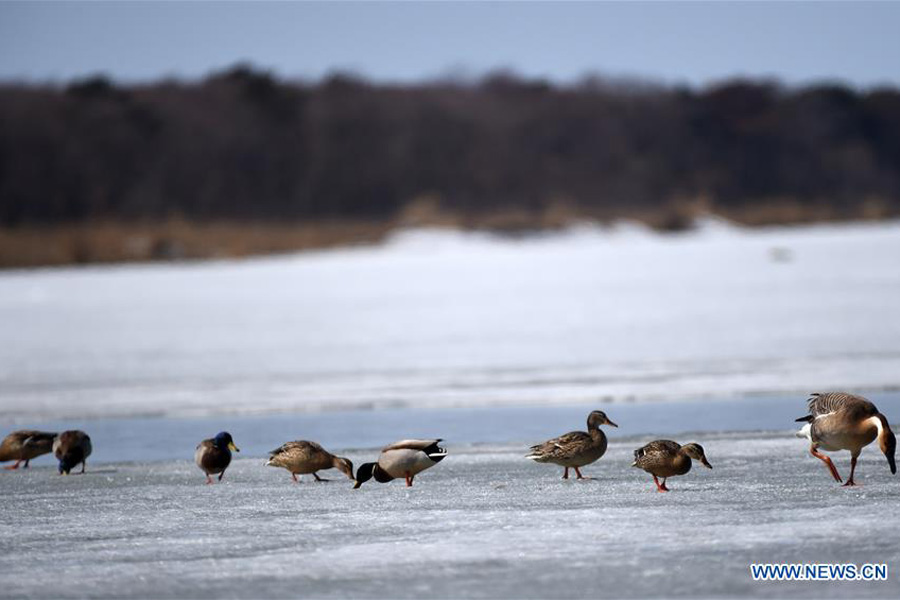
[352,480,362,489]
[228,442,240,452]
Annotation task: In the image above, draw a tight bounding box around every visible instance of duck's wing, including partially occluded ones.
[382,439,443,453]
[269,440,325,456]
[529,431,593,459]
[196,442,230,472]
[805,392,877,420]
[633,440,681,461]
[23,431,57,453]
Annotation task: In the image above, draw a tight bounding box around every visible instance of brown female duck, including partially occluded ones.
[632,440,712,492]
[526,410,618,479]
[796,392,896,486]
[266,440,354,483]
[0,430,57,469]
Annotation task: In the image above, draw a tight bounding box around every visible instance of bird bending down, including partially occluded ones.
[195,432,239,484]
[795,392,896,486]
[526,410,618,479]
[266,440,354,483]
[353,439,446,488]
[632,440,712,492]
[53,430,92,475]
[0,430,57,469]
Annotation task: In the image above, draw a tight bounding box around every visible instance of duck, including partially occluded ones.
[632,440,712,492]
[795,392,896,486]
[1,430,57,470]
[53,430,92,475]
[195,431,239,484]
[353,439,446,488]
[266,440,354,483]
[526,410,618,479]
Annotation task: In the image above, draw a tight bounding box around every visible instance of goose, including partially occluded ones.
[195,432,239,484]
[53,430,92,475]
[266,440,354,483]
[526,410,618,479]
[795,392,896,486]
[353,439,446,488]
[632,440,712,492]
[0,430,57,469]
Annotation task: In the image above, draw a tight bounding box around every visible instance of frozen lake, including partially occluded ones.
[2,220,900,598]
[1,219,900,421]
[2,430,898,599]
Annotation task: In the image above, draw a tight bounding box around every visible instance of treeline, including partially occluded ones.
[2,66,900,227]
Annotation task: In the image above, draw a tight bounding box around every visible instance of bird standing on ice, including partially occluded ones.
[631,440,712,492]
[195,431,239,484]
[795,392,896,486]
[266,440,354,483]
[0,430,57,469]
[353,439,446,488]
[53,430,92,475]
[526,410,618,479]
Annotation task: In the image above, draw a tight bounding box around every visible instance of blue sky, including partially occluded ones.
[2,1,899,88]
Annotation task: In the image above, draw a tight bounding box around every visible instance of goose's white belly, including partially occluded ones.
[814,416,878,453]
[378,448,435,478]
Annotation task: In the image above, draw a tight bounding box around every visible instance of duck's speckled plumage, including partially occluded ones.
[0,430,57,469]
[796,391,896,486]
[266,440,354,482]
[632,440,712,492]
[526,410,617,479]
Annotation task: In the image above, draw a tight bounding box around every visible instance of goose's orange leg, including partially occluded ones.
[811,446,842,483]
[842,454,859,487]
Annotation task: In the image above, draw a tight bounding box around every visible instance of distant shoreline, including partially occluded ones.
[1,208,895,269]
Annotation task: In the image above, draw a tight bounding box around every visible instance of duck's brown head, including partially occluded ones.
[588,410,618,430]
[682,443,713,469]
[333,456,355,481]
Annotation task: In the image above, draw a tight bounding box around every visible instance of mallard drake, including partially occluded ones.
[1,430,57,469]
[53,430,92,475]
[353,439,446,488]
[632,440,712,492]
[195,432,239,484]
[266,440,354,483]
[526,410,618,479]
[795,392,896,486]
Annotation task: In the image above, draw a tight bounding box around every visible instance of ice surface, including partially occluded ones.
[2,433,898,599]
[2,220,900,420]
